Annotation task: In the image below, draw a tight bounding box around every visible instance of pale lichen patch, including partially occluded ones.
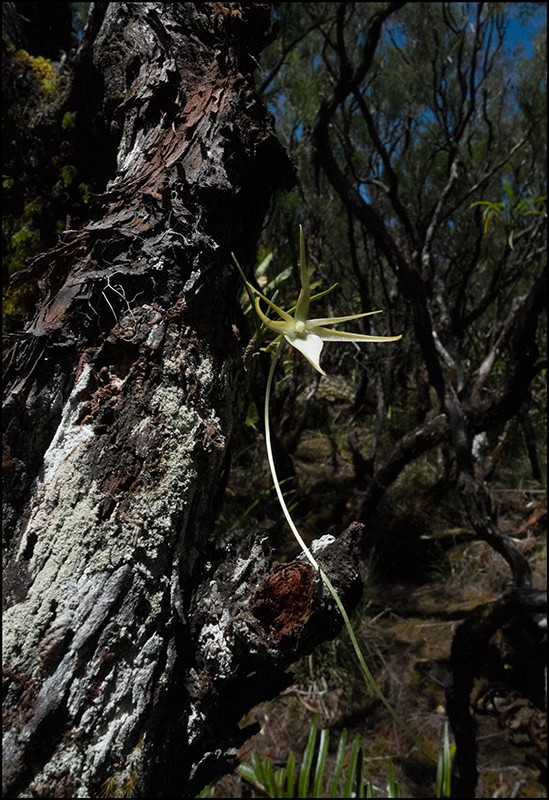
[5,480,115,667]
[41,362,95,484]
[194,351,215,394]
[150,384,201,436]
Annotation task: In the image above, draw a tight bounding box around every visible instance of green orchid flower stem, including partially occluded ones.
[264,342,437,764]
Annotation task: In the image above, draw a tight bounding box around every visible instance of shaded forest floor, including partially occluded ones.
[207,387,547,798]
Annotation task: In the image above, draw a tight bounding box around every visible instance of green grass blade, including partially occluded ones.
[263,755,277,797]
[342,733,361,798]
[435,723,454,798]
[328,728,348,798]
[319,568,437,763]
[285,750,297,799]
[385,761,403,797]
[354,740,365,798]
[239,754,270,796]
[311,727,330,797]
[298,722,318,797]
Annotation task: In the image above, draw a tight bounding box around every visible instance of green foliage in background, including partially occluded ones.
[470,180,547,249]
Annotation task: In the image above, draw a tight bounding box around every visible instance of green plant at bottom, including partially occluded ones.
[237,720,454,798]
[435,723,455,798]
[239,722,367,798]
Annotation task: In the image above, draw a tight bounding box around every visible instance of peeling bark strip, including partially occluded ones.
[0,4,316,797]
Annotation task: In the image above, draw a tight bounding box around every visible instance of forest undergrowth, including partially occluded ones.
[208,370,547,798]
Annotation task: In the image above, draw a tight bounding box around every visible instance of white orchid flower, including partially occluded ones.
[233,225,401,375]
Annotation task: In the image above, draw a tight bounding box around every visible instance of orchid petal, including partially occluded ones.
[307,310,383,327]
[285,331,326,375]
[314,326,402,343]
[256,292,294,322]
[254,297,293,332]
[253,291,294,323]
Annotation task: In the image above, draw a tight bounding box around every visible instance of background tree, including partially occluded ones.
[2,3,367,797]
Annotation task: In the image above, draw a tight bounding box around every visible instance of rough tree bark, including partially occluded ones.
[2,4,364,797]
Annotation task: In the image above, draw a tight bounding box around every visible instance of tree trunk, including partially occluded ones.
[2,4,363,797]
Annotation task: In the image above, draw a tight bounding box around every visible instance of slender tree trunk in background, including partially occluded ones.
[3,4,364,797]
